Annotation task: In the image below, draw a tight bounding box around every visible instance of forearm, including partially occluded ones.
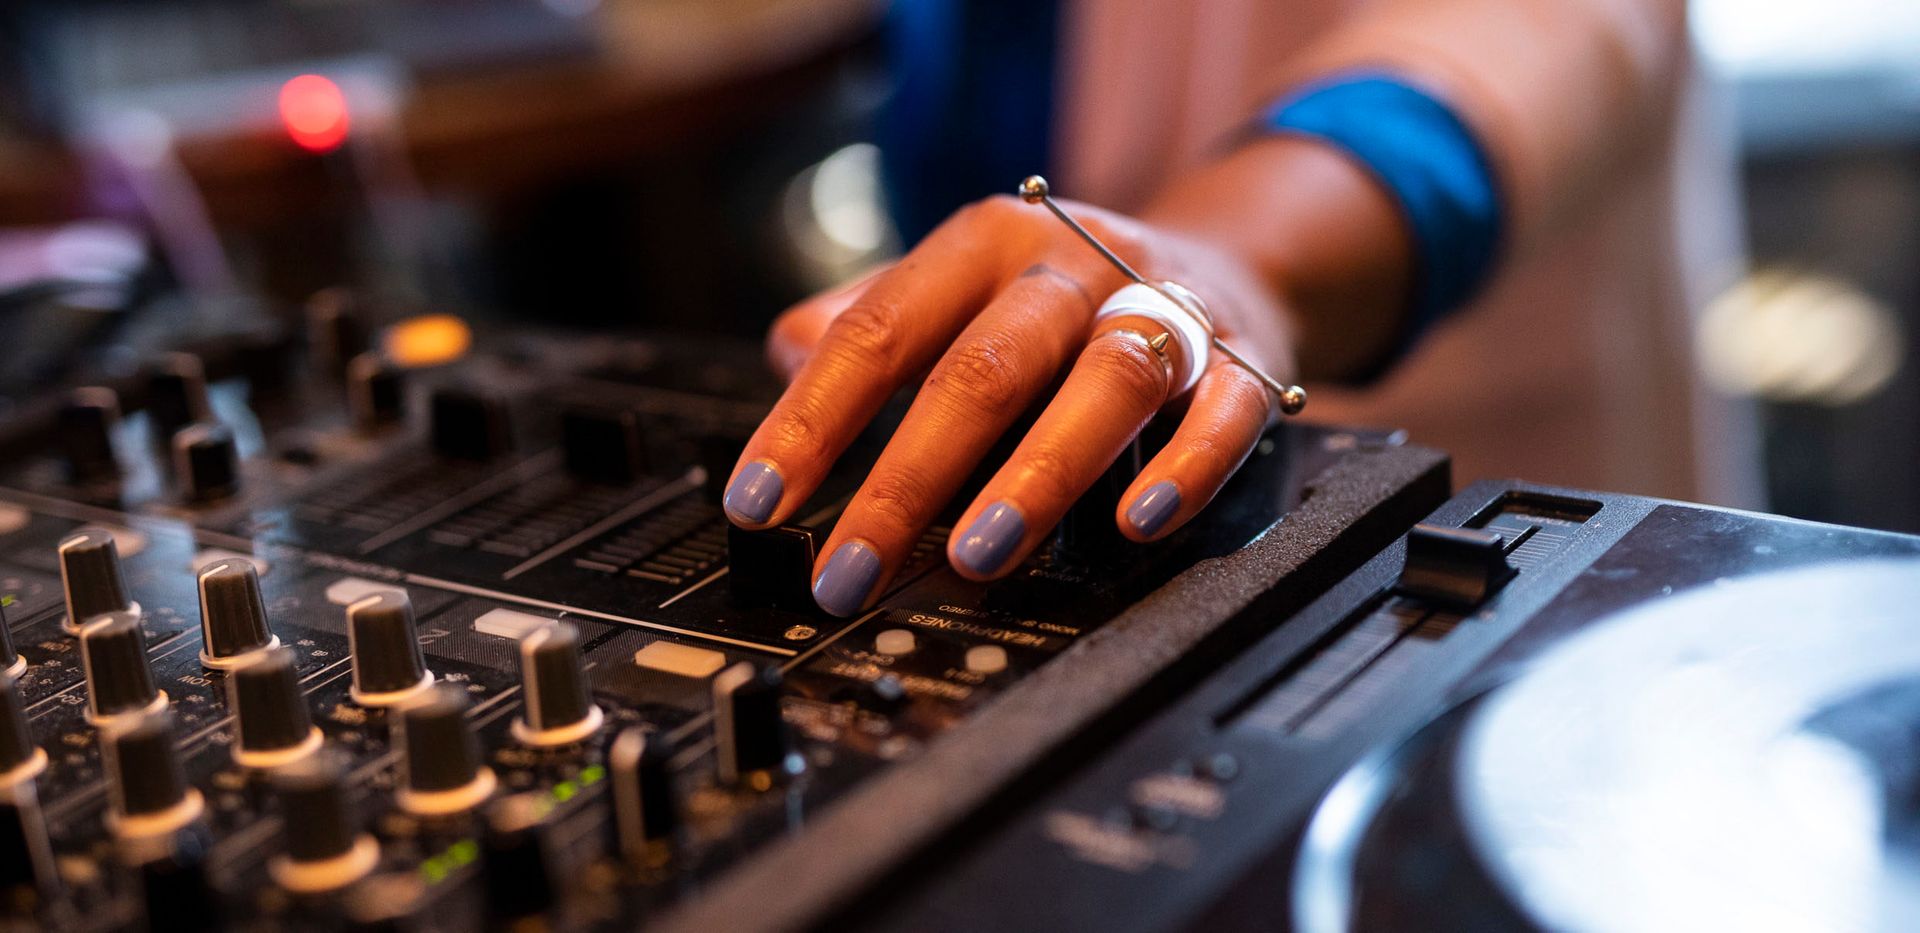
[1139,0,1690,381]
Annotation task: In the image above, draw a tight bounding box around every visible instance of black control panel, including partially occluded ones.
[0,311,1450,930]
[852,483,1920,932]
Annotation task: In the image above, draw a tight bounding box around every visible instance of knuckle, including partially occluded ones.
[855,470,937,534]
[930,331,1029,413]
[1017,444,1084,506]
[825,300,905,374]
[765,397,833,465]
[1086,337,1169,411]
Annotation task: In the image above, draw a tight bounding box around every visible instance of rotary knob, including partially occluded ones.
[608,727,677,868]
[57,527,139,635]
[58,387,123,486]
[346,352,407,431]
[0,670,42,792]
[395,686,495,817]
[511,622,603,748]
[171,422,240,503]
[0,777,58,904]
[80,610,166,725]
[0,593,24,679]
[269,751,380,894]
[346,591,433,707]
[197,557,277,668]
[712,662,799,787]
[101,709,203,841]
[0,668,44,785]
[306,288,370,378]
[228,648,322,769]
[146,352,213,443]
[135,828,223,931]
[480,794,559,922]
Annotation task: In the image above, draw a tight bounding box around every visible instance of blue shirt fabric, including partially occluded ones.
[879,7,1503,377]
[879,0,1060,245]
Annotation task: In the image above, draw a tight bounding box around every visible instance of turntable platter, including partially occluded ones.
[1460,559,1920,932]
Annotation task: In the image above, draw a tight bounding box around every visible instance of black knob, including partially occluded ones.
[396,685,494,816]
[347,352,407,431]
[725,525,818,612]
[561,406,649,485]
[480,794,558,922]
[196,557,275,668]
[269,751,379,893]
[0,589,23,680]
[172,422,240,503]
[101,709,201,836]
[346,591,432,706]
[58,387,123,485]
[712,662,797,786]
[146,352,212,443]
[228,648,320,768]
[80,610,164,724]
[608,727,677,867]
[0,779,58,904]
[0,668,43,781]
[57,526,137,634]
[307,288,370,378]
[511,622,602,747]
[429,388,512,461]
[137,827,223,931]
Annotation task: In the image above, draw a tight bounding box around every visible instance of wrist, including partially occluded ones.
[1140,135,1413,382]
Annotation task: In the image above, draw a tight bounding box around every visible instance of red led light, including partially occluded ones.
[279,74,350,153]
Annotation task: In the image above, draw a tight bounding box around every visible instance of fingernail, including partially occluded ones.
[813,541,882,617]
[1126,481,1181,537]
[953,502,1026,576]
[723,460,783,525]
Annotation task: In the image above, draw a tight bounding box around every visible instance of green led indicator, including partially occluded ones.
[580,764,606,786]
[449,839,478,865]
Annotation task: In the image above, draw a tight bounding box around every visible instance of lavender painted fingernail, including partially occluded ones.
[723,460,783,525]
[1126,481,1181,537]
[953,502,1026,576]
[813,541,882,617]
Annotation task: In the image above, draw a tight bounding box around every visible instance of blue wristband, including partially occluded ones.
[1261,74,1503,378]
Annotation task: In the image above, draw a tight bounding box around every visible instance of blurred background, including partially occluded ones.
[0,0,1914,529]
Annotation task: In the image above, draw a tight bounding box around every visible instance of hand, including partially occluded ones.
[725,193,1298,615]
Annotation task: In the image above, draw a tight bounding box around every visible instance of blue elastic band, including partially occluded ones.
[1262,74,1503,378]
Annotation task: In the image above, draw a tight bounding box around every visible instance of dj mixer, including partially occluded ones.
[0,306,1447,930]
[3,302,1916,931]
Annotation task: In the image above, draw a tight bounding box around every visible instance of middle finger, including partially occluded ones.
[808,256,1124,615]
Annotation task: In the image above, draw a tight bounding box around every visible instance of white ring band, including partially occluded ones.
[1094,283,1210,394]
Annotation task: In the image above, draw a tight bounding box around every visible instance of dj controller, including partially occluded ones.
[0,302,1915,931]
